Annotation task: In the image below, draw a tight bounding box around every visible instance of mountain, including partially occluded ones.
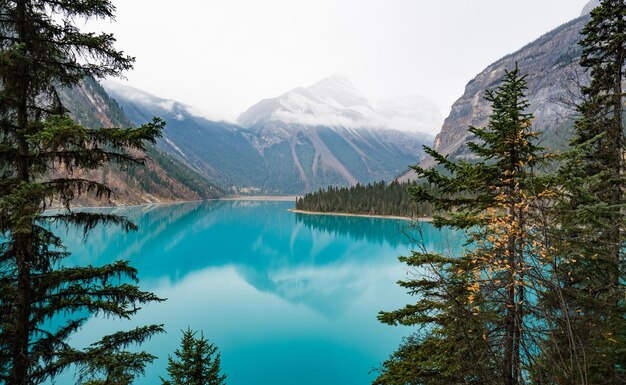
[237,76,438,192]
[105,76,438,194]
[400,6,595,181]
[58,78,221,206]
[101,81,269,193]
[238,75,441,134]
[581,0,600,15]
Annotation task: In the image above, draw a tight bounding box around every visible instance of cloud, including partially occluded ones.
[96,0,588,126]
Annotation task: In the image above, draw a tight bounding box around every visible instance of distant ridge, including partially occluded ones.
[59,77,221,206]
[105,76,435,194]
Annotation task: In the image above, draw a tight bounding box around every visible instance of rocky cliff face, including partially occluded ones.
[398,13,590,180]
[58,78,221,206]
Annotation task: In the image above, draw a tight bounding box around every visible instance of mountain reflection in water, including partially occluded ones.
[55,201,460,385]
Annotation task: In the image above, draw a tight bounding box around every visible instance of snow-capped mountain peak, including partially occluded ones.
[306,75,371,109]
[237,75,442,134]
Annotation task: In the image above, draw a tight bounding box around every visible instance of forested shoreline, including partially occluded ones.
[0,1,623,385]
[295,181,434,218]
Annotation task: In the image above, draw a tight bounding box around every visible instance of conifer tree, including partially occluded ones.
[0,1,165,384]
[573,0,625,297]
[539,1,626,383]
[377,67,549,385]
[161,329,227,385]
[295,180,434,218]
[376,252,499,385]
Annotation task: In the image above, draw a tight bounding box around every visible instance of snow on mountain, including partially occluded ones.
[101,79,220,122]
[306,75,372,108]
[237,75,443,134]
[102,77,434,194]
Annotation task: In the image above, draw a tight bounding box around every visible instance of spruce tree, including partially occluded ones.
[376,253,498,385]
[161,329,227,385]
[539,1,626,383]
[0,1,165,384]
[574,0,625,299]
[377,67,549,385]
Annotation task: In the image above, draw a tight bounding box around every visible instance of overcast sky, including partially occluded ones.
[92,0,590,125]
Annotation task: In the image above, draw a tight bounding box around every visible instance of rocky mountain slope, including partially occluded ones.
[238,76,437,193]
[58,78,221,206]
[105,76,438,194]
[101,81,267,194]
[401,2,598,180]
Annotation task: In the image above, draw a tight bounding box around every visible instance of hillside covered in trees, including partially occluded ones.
[1,1,624,385]
[58,76,222,206]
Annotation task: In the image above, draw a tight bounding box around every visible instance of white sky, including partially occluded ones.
[92,0,590,126]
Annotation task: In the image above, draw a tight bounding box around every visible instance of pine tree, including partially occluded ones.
[161,329,227,385]
[377,67,550,385]
[539,1,626,384]
[574,0,625,299]
[295,180,433,218]
[0,1,165,384]
[376,253,499,385]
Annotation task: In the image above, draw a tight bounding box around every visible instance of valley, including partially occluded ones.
[101,75,438,197]
[3,1,623,385]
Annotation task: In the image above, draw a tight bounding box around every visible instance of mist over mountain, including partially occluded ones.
[238,75,442,134]
[105,76,434,194]
[581,0,601,15]
[57,78,221,206]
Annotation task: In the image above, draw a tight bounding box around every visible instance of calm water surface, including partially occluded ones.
[58,200,460,385]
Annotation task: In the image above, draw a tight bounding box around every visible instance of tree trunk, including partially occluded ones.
[9,2,33,384]
[504,222,517,385]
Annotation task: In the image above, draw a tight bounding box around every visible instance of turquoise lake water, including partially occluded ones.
[57,200,461,385]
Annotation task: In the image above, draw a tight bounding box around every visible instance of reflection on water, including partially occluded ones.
[56,201,460,385]
[294,212,462,251]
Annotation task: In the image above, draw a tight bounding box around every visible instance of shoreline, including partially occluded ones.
[219,195,298,202]
[56,195,298,211]
[288,209,432,222]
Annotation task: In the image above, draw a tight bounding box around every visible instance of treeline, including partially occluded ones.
[295,181,433,218]
[375,3,626,384]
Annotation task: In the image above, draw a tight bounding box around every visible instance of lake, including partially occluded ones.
[57,200,460,385]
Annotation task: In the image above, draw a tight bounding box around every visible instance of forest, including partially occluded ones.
[373,2,626,382]
[0,1,624,385]
[295,181,434,218]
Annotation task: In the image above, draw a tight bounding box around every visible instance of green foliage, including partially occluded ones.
[122,144,221,200]
[0,1,165,385]
[161,329,227,385]
[376,253,499,385]
[537,1,626,384]
[59,77,220,200]
[379,3,626,383]
[295,180,433,218]
[377,67,550,385]
[144,146,221,199]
